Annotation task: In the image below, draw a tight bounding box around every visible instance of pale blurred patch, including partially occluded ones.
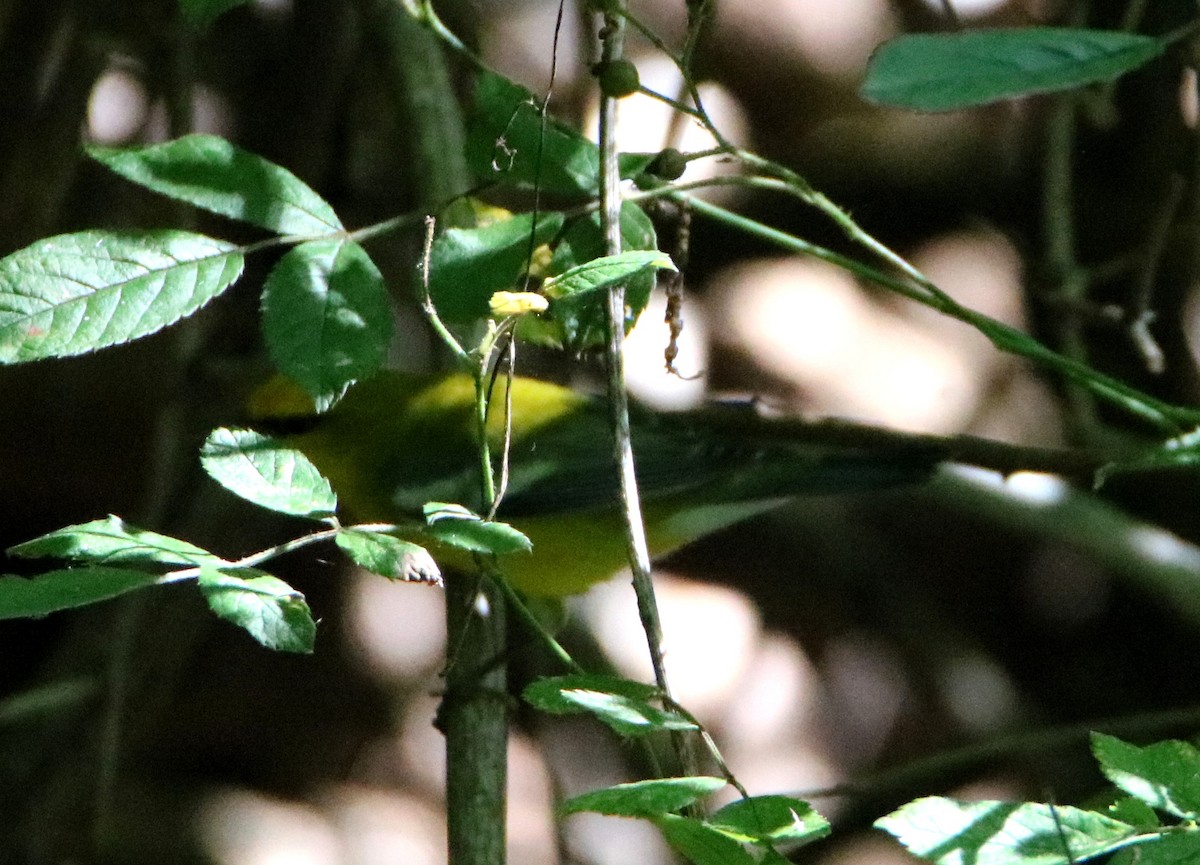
[581,573,761,718]
[712,257,979,431]
[718,0,896,80]
[197,789,340,865]
[348,573,447,681]
[325,787,443,865]
[479,0,584,95]
[87,67,149,145]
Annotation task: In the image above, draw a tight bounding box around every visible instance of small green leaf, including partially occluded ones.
[201,428,337,519]
[177,0,251,29]
[8,515,219,568]
[561,777,726,818]
[1108,832,1200,865]
[427,211,564,324]
[543,250,675,299]
[1092,733,1200,820]
[466,71,600,196]
[1106,797,1160,830]
[654,814,758,865]
[519,203,658,350]
[261,239,391,410]
[336,528,442,584]
[707,795,831,846]
[0,567,163,619]
[522,674,697,737]
[862,28,1163,112]
[0,230,243,364]
[876,797,1138,865]
[198,568,316,653]
[88,134,342,235]
[422,502,531,556]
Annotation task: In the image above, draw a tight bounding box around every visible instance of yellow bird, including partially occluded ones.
[251,371,934,597]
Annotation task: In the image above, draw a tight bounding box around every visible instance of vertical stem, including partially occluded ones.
[597,7,693,781]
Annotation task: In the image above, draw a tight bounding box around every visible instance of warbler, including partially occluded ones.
[251,371,934,596]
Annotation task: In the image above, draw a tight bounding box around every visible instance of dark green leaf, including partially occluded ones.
[336,528,442,584]
[466,71,600,196]
[1106,796,1160,830]
[200,428,337,519]
[561,777,726,818]
[423,502,531,556]
[8,515,219,568]
[518,203,658,350]
[88,134,342,235]
[1092,733,1200,820]
[876,797,1138,865]
[543,250,675,299]
[523,674,661,711]
[862,28,1163,112]
[1095,428,1200,486]
[177,0,251,29]
[427,211,564,323]
[707,795,830,846]
[0,230,242,364]
[522,674,697,737]
[654,814,758,865]
[1107,833,1200,865]
[261,239,391,410]
[198,569,316,653]
[0,567,163,619]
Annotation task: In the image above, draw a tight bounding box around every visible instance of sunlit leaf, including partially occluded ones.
[1092,733,1200,820]
[198,568,315,653]
[89,134,342,235]
[655,814,758,865]
[423,502,531,556]
[8,515,219,568]
[707,795,830,846]
[877,797,1139,865]
[561,777,726,818]
[261,238,391,410]
[523,674,697,737]
[200,428,337,519]
[336,528,442,584]
[0,230,242,363]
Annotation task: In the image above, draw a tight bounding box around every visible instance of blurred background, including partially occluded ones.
[4,0,1200,861]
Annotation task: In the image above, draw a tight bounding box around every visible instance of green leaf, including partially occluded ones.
[335,528,442,584]
[1092,733,1200,820]
[862,28,1164,112]
[422,502,532,556]
[198,568,316,653]
[654,814,758,865]
[8,515,219,568]
[0,230,243,364]
[522,674,697,737]
[543,250,675,299]
[200,428,337,519]
[1108,833,1200,865]
[561,777,727,818]
[1106,796,1160,830]
[261,239,391,410]
[519,202,658,350]
[427,211,564,324]
[1095,428,1200,486]
[177,0,251,29]
[466,70,600,196]
[707,795,831,846]
[0,567,163,619]
[876,797,1139,865]
[88,134,342,235]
